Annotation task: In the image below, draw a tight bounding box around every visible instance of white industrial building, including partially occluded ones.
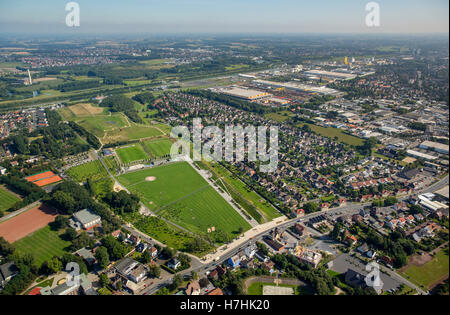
[419,141,449,155]
[406,149,438,161]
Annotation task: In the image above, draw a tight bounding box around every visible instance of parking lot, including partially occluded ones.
[330,253,402,292]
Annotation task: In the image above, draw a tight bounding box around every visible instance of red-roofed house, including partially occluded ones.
[345,235,357,246]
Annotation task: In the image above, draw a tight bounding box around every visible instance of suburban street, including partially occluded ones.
[137,175,449,295]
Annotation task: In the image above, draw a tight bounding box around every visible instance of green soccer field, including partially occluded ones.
[66,160,109,182]
[118,162,251,237]
[0,187,20,212]
[14,226,71,266]
[142,139,173,158]
[116,144,150,164]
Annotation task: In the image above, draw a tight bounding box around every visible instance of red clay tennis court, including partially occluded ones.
[33,175,63,187]
[25,171,55,183]
[0,204,58,243]
[25,171,62,187]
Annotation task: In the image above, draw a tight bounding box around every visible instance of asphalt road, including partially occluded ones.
[138,175,449,295]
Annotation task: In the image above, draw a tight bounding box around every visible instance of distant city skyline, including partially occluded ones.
[0,0,448,35]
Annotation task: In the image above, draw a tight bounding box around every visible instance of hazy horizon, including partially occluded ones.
[0,0,448,36]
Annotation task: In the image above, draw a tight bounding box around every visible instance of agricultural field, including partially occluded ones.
[58,107,76,120]
[0,187,20,212]
[400,248,449,290]
[13,225,70,266]
[118,162,251,238]
[116,144,149,164]
[142,138,173,158]
[68,103,105,116]
[66,160,109,182]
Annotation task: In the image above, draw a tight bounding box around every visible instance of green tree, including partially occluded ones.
[148,265,161,279]
[95,246,110,269]
[64,227,78,241]
[99,273,110,288]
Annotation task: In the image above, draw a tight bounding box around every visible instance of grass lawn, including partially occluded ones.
[0,187,20,212]
[124,79,153,86]
[400,248,449,290]
[142,139,173,158]
[103,156,119,175]
[265,111,293,122]
[66,160,109,182]
[103,126,164,144]
[89,178,114,198]
[127,214,212,256]
[201,161,281,222]
[24,277,55,295]
[247,282,310,295]
[118,162,251,238]
[74,114,128,138]
[116,144,149,164]
[58,107,76,120]
[14,226,71,267]
[98,288,112,295]
[297,123,364,146]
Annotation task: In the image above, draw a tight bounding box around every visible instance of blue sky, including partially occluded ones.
[0,0,448,34]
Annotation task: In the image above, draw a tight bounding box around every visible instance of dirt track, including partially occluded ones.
[0,204,57,243]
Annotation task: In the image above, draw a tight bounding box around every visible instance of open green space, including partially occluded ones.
[200,161,281,222]
[103,156,120,175]
[0,187,20,212]
[400,248,449,290]
[73,114,128,138]
[297,123,364,146]
[142,139,173,158]
[103,126,164,144]
[116,144,149,164]
[14,226,71,266]
[118,162,251,238]
[89,177,114,198]
[264,111,364,146]
[265,111,293,122]
[66,160,109,182]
